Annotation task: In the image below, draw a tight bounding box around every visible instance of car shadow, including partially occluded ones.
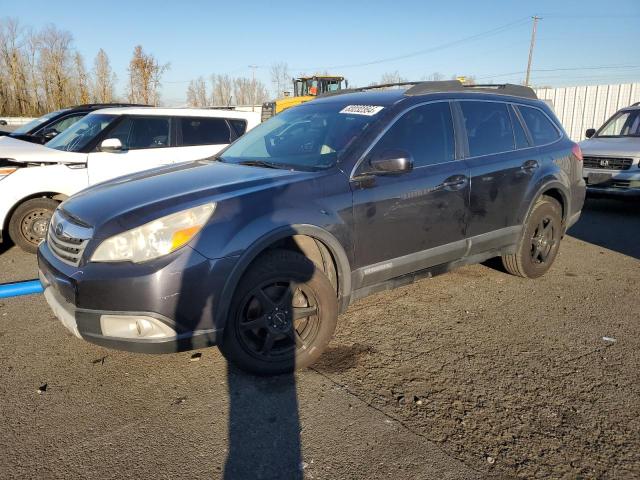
[0,240,14,256]
[173,200,307,478]
[224,366,302,479]
[567,196,640,260]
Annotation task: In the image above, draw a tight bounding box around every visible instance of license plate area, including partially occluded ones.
[587,172,612,185]
[38,256,77,304]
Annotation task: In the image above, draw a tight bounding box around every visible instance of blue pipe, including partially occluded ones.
[0,280,43,299]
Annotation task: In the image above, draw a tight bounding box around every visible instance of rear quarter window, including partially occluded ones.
[517,105,561,146]
[179,117,236,146]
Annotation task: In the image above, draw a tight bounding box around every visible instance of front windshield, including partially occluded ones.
[220,102,383,170]
[11,109,68,135]
[597,110,640,137]
[46,113,117,152]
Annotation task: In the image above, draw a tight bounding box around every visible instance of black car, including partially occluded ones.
[37,81,586,375]
[0,103,146,144]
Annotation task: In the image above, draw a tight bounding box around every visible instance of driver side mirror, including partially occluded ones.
[100,138,124,153]
[42,129,59,142]
[368,149,414,175]
[585,128,596,139]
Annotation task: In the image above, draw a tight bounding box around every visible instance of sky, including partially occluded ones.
[2,0,639,105]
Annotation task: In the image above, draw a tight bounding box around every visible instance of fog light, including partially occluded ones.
[100,315,176,339]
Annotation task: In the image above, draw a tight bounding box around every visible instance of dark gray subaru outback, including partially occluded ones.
[38,81,586,375]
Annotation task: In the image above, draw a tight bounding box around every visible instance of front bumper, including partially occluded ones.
[583,167,640,197]
[38,241,238,353]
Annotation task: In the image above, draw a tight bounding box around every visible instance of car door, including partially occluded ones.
[170,116,244,163]
[351,101,470,288]
[459,100,539,253]
[87,115,179,184]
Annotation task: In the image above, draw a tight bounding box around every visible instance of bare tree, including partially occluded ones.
[209,74,233,106]
[38,24,74,110]
[73,52,90,104]
[186,76,208,107]
[229,76,269,106]
[233,77,253,106]
[270,62,290,98]
[423,72,445,81]
[92,48,116,103]
[378,71,408,85]
[127,45,169,106]
[0,18,31,115]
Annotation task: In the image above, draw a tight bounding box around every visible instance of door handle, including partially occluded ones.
[521,160,539,172]
[441,175,468,191]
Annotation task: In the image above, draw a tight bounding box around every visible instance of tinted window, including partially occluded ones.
[461,101,514,157]
[180,117,235,146]
[369,102,455,167]
[108,116,171,150]
[518,105,560,145]
[45,114,86,135]
[229,119,247,137]
[509,105,530,149]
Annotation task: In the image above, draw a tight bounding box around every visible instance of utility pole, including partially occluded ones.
[248,65,258,111]
[525,16,541,87]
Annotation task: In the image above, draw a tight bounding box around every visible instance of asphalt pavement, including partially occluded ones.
[0,196,638,479]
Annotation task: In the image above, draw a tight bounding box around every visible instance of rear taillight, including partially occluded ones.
[571,143,583,162]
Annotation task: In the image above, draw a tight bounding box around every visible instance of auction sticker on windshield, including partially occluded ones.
[339,105,384,116]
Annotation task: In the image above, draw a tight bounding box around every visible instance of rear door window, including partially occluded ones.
[517,105,560,145]
[460,101,515,157]
[179,117,235,146]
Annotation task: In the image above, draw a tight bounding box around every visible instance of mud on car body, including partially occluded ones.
[38,81,586,375]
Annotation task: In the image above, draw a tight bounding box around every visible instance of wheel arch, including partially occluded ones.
[215,224,352,332]
[521,180,569,227]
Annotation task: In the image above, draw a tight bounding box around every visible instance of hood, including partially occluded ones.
[579,137,640,158]
[61,160,308,236]
[0,135,86,164]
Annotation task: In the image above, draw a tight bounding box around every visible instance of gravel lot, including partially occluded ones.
[0,196,638,479]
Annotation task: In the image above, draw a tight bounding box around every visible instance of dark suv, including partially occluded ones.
[37,81,586,375]
[0,103,146,144]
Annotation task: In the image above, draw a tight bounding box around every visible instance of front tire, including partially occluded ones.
[8,198,59,253]
[502,196,563,279]
[220,249,338,376]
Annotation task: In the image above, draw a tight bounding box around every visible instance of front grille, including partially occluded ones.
[47,210,93,266]
[583,156,633,170]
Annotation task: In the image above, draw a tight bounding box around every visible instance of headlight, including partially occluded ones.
[91,203,215,263]
[0,166,17,180]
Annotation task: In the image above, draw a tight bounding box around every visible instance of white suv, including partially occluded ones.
[0,107,260,252]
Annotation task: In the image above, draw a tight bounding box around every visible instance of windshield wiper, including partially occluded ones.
[237,160,285,169]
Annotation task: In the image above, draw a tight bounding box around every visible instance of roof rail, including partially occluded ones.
[631,101,640,107]
[405,81,538,99]
[319,80,538,100]
[317,81,422,98]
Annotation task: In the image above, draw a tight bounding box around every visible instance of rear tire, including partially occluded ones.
[8,198,59,253]
[220,249,338,376]
[502,196,562,279]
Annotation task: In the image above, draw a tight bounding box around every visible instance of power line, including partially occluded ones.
[287,17,531,71]
[477,64,640,81]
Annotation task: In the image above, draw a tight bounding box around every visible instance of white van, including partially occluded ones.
[0,107,260,252]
